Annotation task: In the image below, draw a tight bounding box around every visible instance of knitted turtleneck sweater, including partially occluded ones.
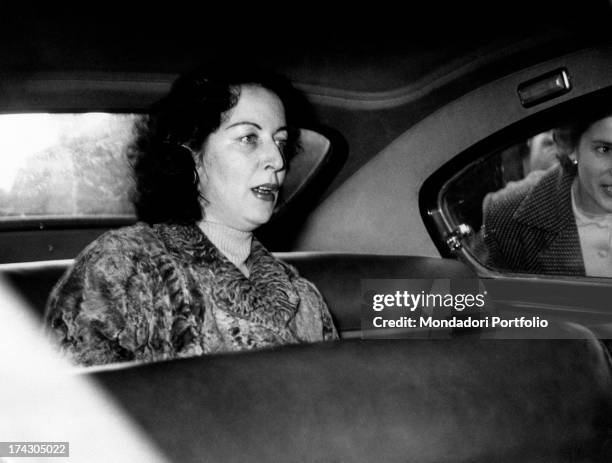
[198,220,252,277]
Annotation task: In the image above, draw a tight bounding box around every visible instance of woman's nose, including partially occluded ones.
[262,139,286,171]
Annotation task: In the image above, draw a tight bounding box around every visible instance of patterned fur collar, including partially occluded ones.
[152,222,301,336]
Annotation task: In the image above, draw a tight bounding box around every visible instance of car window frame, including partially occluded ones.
[422,85,612,280]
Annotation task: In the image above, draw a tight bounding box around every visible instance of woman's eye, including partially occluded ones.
[275,138,288,151]
[596,145,611,155]
[239,134,259,146]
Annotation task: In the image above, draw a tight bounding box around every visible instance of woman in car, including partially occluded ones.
[481,109,612,277]
[44,65,338,366]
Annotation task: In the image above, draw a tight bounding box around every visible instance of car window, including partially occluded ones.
[443,130,560,238]
[441,117,612,278]
[0,113,138,224]
[0,112,337,262]
[0,114,334,226]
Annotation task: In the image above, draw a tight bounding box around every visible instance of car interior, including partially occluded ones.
[3,6,612,462]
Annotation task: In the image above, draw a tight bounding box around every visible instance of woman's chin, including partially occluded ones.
[244,210,275,229]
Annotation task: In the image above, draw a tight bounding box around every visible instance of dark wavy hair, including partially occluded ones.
[553,108,612,171]
[128,64,304,224]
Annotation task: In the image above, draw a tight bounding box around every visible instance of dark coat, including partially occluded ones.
[482,166,585,276]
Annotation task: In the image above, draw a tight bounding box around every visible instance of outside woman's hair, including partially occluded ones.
[553,107,612,170]
[128,65,305,224]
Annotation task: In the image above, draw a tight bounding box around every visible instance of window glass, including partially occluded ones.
[443,130,560,233]
[0,113,138,222]
[441,122,609,278]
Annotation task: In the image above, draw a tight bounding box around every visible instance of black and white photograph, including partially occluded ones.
[2,3,612,461]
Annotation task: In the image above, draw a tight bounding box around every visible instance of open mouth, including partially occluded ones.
[251,183,279,202]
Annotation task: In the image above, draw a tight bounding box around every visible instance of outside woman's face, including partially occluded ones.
[574,116,612,215]
[199,85,288,231]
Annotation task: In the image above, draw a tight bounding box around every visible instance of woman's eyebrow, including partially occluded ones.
[224,121,262,130]
[225,121,289,134]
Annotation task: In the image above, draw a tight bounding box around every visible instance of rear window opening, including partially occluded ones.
[0,113,138,225]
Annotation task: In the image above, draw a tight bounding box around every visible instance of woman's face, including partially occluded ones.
[199,85,288,231]
[574,116,612,215]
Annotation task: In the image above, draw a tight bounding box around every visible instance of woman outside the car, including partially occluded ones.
[481,110,612,277]
[44,66,338,366]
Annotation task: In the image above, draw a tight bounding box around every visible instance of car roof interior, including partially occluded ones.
[2,2,611,202]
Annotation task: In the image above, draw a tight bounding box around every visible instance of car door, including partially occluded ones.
[420,44,612,338]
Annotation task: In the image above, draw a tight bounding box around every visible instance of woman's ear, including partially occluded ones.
[569,150,578,165]
[195,149,208,179]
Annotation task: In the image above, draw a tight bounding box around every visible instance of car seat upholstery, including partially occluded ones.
[2,255,612,461]
[90,331,612,463]
[277,252,474,334]
[0,253,475,335]
[0,260,71,319]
